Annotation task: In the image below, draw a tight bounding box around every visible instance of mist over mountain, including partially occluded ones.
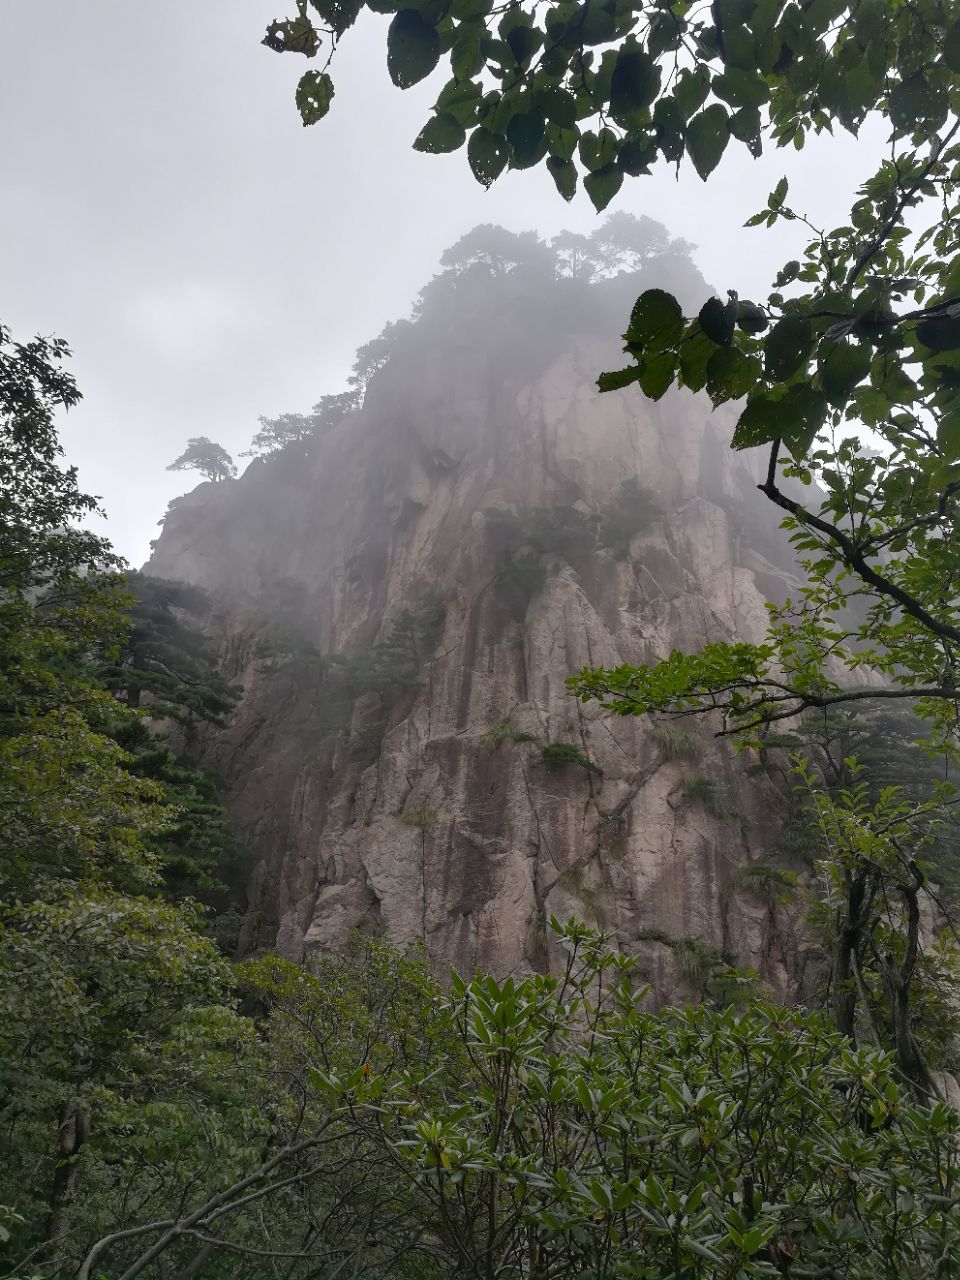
[148,217,810,993]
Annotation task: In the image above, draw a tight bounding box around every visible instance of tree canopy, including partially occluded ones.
[167,436,237,482]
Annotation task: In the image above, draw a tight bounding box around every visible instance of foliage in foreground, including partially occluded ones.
[66,922,960,1280]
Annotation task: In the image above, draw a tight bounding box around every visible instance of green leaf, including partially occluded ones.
[449,0,491,17]
[675,66,710,119]
[597,365,643,392]
[506,112,546,168]
[779,384,827,459]
[584,164,623,212]
[451,23,484,77]
[546,155,577,200]
[625,290,684,351]
[618,134,657,175]
[937,407,960,461]
[764,315,813,381]
[414,112,466,153]
[648,12,685,57]
[387,10,441,89]
[610,49,660,115]
[309,0,362,36]
[505,23,539,68]
[819,340,871,406]
[736,300,768,334]
[436,78,481,125]
[580,1,616,45]
[537,85,577,128]
[637,352,677,400]
[467,128,508,186]
[685,104,730,180]
[678,329,716,392]
[944,21,960,74]
[546,122,579,161]
[713,66,770,109]
[654,97,684,162]
[889,72,948,133]
[733,395,778,449]
[579,128,619,173]
[916,315,960,352]
[295,71,334,125]
[706,347,761,405]
[729,105,762,153]
[698,297,737,346]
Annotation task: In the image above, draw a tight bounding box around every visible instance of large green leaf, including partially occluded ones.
[387,10,441,88]
[713,67,770,109]
[916,314,960,352]
[937,407,960,461]
[624,290,684,351]
[546,122,579,161]
[764,315,813,381]
[546,156,577,200]
[295,71,335,125]
[584,164,623,212]
[597,365,643,392]
[309,0,362,36]
[698,297,737,347]
[414,112,466,153]
[537,85,577,128]
[637,352,677,400]
[579,128,619,173]
[819,340,871,405]
[618,135,657,175]
[451,22,484,77]
[507,112,546,168]
[706,348,761,405]
[779,385,828,459]
[448,0,491,18]
[889,72,948,133]
[610,49,660,115]
[945,20,960,74]
[677,329,716,392]
[685,105,730,180]
[467,128,508,186]
[675,66,710,119]
[733,396,777,449]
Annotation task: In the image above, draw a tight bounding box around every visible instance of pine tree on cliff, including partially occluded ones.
[167,436,236,482]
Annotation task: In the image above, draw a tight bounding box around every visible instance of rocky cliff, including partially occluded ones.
[148,244,811,999]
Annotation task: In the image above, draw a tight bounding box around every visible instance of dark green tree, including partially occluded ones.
[167,435,237,482]
[244,389,360,456]
[99,572,235,725]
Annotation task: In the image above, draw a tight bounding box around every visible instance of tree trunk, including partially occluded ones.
[832,927,858,1042]
[887,870,936,1095]
[47,1104,89,1247]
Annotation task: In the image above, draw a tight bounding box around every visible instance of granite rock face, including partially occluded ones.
[148,271,810,996]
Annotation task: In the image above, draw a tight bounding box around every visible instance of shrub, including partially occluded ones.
[649,721,705,762]
[398,805,437,831]
[482,719,539,749]
[675,775,737,818]
[726,864,799,907]
[555,866,601,913]
[539,741,603,774]
[312,921,960,1280]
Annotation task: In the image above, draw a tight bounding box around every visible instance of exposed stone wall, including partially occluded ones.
[148,290,810,995]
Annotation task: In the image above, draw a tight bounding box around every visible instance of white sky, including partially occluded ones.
[1,2,886,564]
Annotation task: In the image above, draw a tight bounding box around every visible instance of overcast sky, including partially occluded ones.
[2,2,886,565]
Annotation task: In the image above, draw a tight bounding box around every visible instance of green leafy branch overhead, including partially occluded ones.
[266,0,960,206]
